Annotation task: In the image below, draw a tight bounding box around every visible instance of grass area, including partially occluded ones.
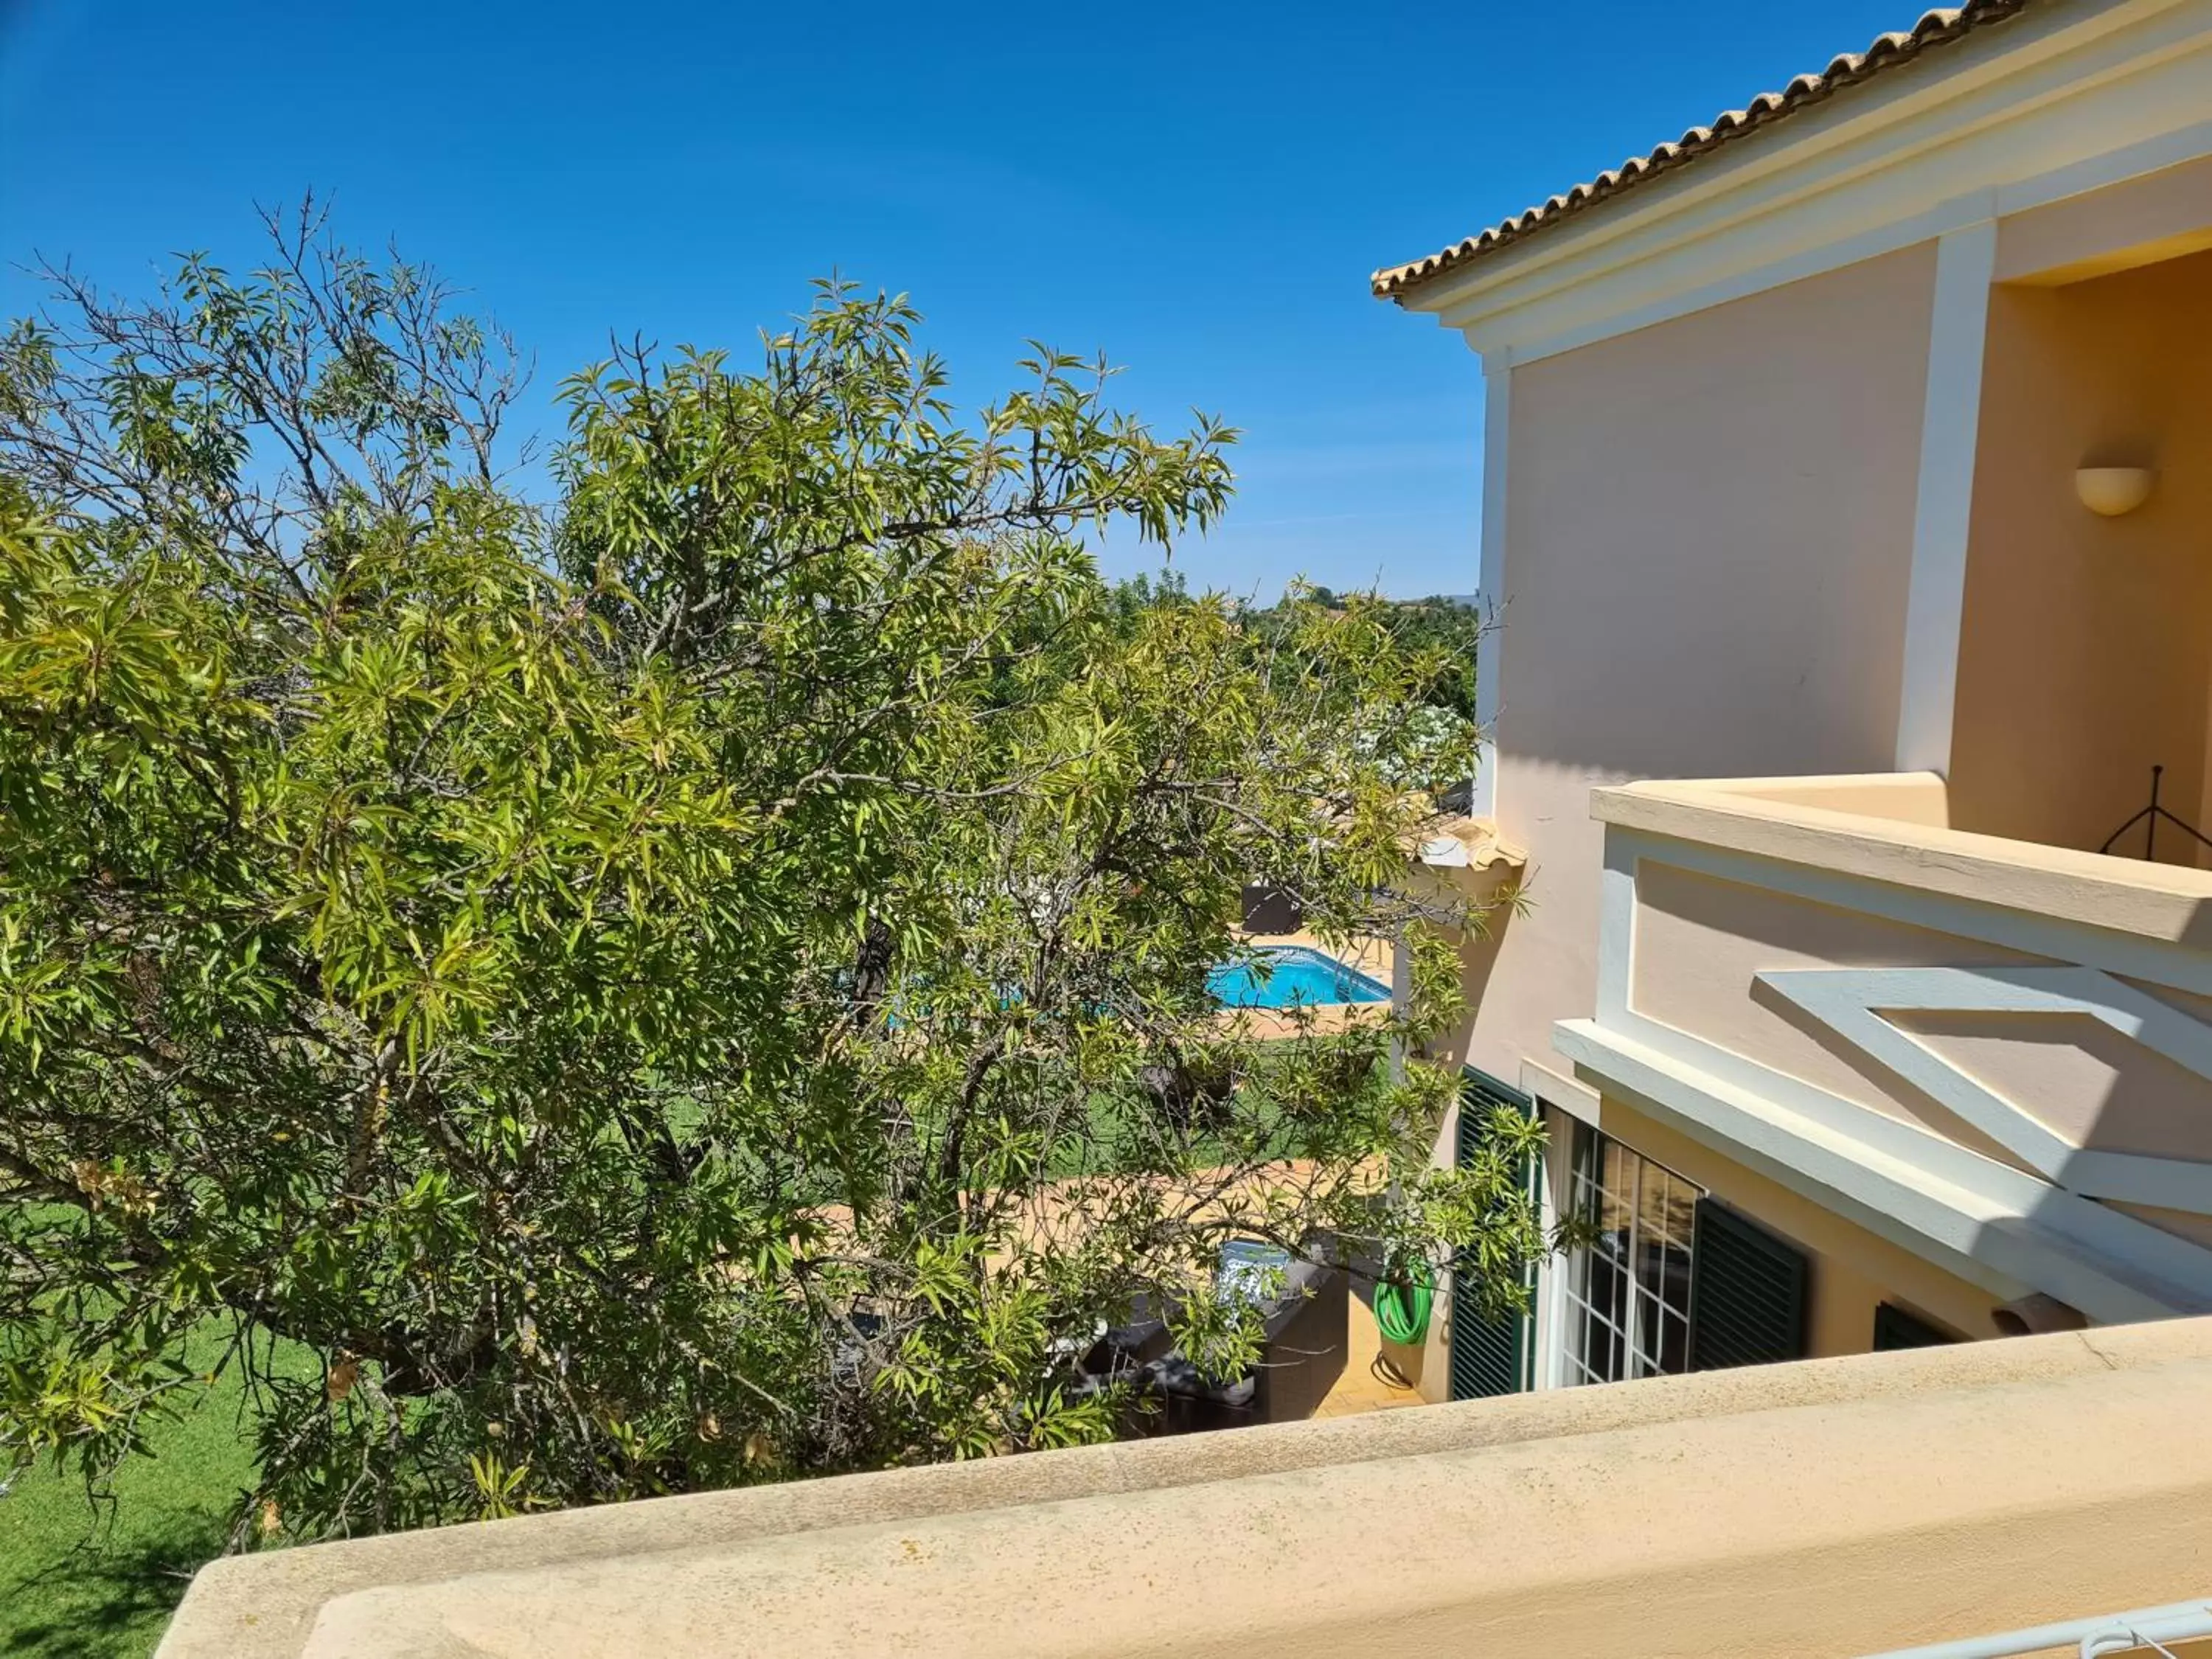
[0,1329,274,1659]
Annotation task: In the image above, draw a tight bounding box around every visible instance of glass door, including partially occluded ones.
[1557,1122,1702,1387]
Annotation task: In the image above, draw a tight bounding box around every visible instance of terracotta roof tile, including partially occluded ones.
[1372,1,2035,302]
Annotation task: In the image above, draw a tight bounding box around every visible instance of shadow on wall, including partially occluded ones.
[1899,1009,2212,1168]
[1431,874,1520,1074]
[1747,974,2035,1173]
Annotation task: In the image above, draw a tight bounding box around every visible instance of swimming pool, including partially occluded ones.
[1206,946,1391,1009]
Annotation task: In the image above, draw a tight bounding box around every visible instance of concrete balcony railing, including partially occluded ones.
[159,1317,2212,1657]
[1554,773,2212,1323]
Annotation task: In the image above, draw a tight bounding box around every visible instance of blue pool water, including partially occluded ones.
[1206,946,1391,1009]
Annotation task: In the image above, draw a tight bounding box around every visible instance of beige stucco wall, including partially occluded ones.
[1596,1096,2003,1351]
[161,1318,2212,1659]
[1625,852,2212,1194]
[1949,246,2212,860]
[1582,779,2212,1276]
[1628,859,2045,1167]
[1461,245,1938,1087]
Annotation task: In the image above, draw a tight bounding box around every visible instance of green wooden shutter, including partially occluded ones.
[1872,1301,1956,1351]
[1686,1197,1809,1371]
[1450,1071,1541,1401]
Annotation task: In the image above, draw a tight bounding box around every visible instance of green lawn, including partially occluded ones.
[0,1330,271,1659]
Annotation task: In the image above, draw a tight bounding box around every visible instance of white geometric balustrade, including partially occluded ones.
[1757,966,2212,1216]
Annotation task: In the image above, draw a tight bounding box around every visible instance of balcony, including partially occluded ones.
[1554,773,2212,1323]
[159,1317,2212,1657]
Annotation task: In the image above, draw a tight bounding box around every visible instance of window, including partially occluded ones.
[1558,1122,1702,1388]
[1872,1301,1956,1351]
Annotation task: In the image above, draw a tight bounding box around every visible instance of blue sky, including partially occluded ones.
[2,0,1918,599]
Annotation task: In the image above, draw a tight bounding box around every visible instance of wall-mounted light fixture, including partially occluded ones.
[2075,465,2155,517]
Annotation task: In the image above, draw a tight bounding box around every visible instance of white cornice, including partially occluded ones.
[1402,0,2212,366]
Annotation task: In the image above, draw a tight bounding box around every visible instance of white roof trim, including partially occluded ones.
[1405,0,2211,366]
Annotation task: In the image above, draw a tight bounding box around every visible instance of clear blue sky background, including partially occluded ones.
[2,0,1917,599]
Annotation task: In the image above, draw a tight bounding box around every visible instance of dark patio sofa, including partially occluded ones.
[1079,1253,1349,1433]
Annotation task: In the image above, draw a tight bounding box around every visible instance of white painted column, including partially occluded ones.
[1470,352,1512,819]
[1593,832,1638,1030]
[1894,220,1998,778]
[1531,1093,1581,1392]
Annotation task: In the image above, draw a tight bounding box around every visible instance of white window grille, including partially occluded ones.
[1559,1123,1702,1388]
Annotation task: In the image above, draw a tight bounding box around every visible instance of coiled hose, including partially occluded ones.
[1374,1263,1434,1346]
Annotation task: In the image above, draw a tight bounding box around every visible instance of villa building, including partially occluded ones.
[1383,0,2212,1401]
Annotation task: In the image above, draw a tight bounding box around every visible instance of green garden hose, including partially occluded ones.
[1374,1264,1434,1346]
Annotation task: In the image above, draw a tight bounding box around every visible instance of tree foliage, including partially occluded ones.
[1247,588,1486,726]
[0,206,1541,1543]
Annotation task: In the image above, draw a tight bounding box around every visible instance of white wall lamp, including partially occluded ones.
[2075,465,2155,517]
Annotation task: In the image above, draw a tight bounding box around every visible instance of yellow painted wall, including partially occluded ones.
[1950,247,2212,861]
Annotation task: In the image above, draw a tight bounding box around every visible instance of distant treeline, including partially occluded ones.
[1111,576,1482,723]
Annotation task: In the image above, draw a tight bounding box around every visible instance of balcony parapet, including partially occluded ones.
[1593,773,2212,953]
[159,1318,2212,1658]
[1559,773,2212,1326]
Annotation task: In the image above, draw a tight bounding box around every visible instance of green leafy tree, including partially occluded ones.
[1245,588,1487,728]
[0,206,1543,1544]
[1378,596,1486,725]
